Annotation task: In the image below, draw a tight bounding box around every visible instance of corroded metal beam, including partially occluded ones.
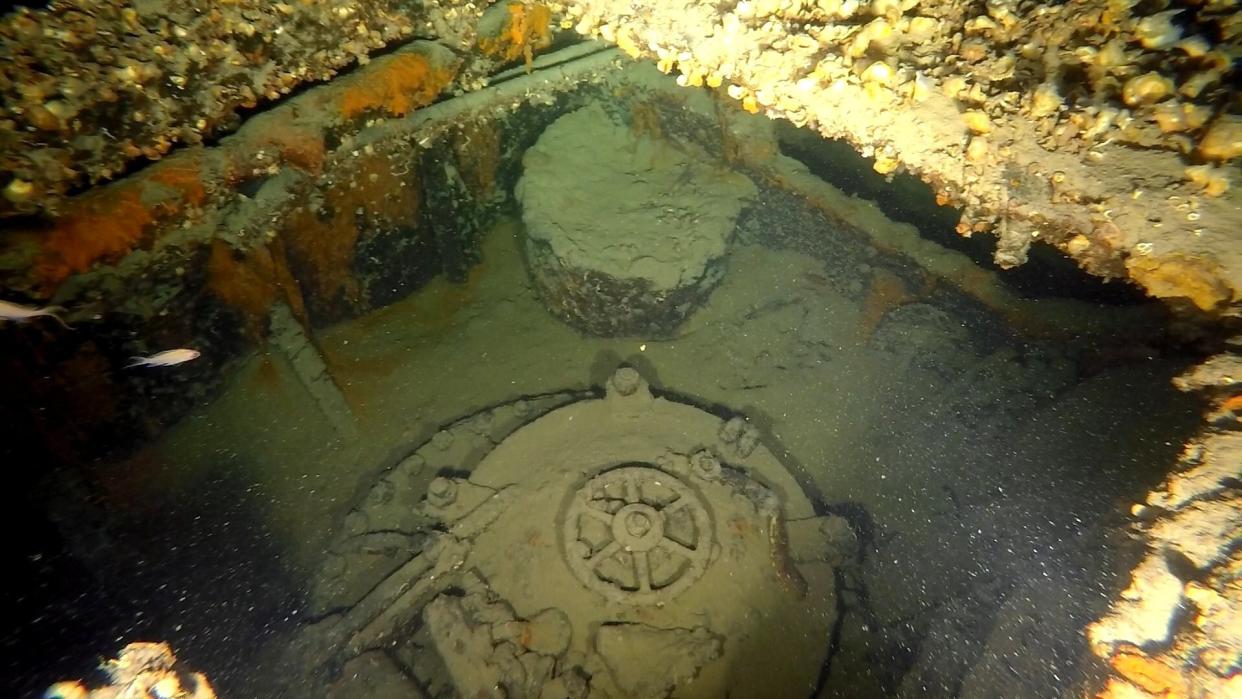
[0,0,432,215]
[3,0,1239,314]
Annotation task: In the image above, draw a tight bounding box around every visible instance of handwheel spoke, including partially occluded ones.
[634,551,653,592]
[664,497,689,515]
[589,540,621,567]
[582,506,613,525]
[623,476,640,504]
[660,538,698,560]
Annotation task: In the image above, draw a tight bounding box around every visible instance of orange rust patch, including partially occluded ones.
[32,155,207,291]
[283,208,361,312]
[453,122,501,198]
[1126,253,1234,313]
[281,151,421,314]
[339,52,453,120]
[206,240,280,337]
[1219,394,1242,414]
[33,186,154,290]
[206,236,309,339]
[1096,678,1152,699]
[858,267,919,341]
[1110,648,1188,698]
[261,125,327,175]
[149,158,209,207]
[479,3,553,71]
[267,236,309,324]
[254,353,285,393]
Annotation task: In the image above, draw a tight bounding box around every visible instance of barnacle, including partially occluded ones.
[3,178,35,205]
[1179,68,1223,99]
[963,110,992,134]
[1184,165,1229,197]
[1198,118,1242,162]
[1136,10,1183,50]
[847,18,893,58]
[1152,102,1209,133]
[966,136,988,163]
[873,154,900,174]
[860,60,895,86]
[1029,82,1061,119]
[1122,72,1173,107]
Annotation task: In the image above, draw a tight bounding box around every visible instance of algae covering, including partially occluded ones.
[0,1,1239,698]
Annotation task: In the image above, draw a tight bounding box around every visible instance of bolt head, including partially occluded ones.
[427,477,458,506]
[611,366,642,396]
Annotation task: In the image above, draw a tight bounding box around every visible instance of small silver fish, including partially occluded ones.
[126,348,201,368]
[0,299,71,329]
